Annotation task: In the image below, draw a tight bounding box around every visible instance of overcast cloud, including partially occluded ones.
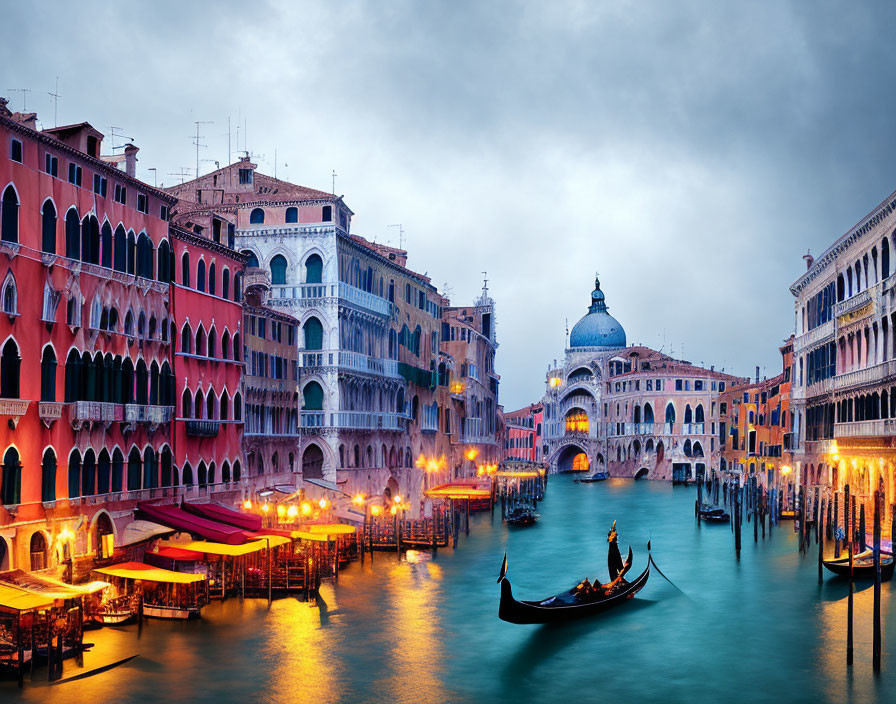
[3,0,895,409]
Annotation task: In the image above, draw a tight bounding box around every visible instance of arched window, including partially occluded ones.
[241,250,259,268]
[1,447,20,505]
[121,357,134,404]
[66,208,80,259]
[196,325,206,356]
[81,450,96,497]
[220,390,230,420]
[695,404,705,424]
[41,200,56,254]
[684,404,693,424]
[113,225,126,271]
[222,331,231,360]
[234,392,242,421]
[208,327,217,358]
[181,323,193,354]
[137,232,154,279]
[2,275,16,315]
[126,230,136,275]
[181,252,191,287]
[101,222,112,268]
[127,447,142,490]
[135,359,148,404]
[206,389,215,419]
[644,403,654,424]
[0,339,20,399]
[67,450,81,498]
[111,449,124,493]
[286,206,298,223]
[197,259,206,292]
[30,532,47,571]
[183,462,194,487]
[271,254,288,285]
[161,447,173,487]
[305,254,323,284]
[143,446,157,489]
[41,346,56,401]
[182,389,192,417]
[193,389,203,419]
[234,273,242,301]
[221,460,231,483]
[883,237,891,280]
[222,268,230,299]
[233,333,241,361]
[41,449,56,502]
[149,361,160,404]
[665,403,676,424]
[157,239,170,282]
[249,208,265,224]
[302,381,324,410]
[160,361,173,406]
[97,450,110,495]
[208,262,216,295]
[303,317,323,350]
[1,186,19,243]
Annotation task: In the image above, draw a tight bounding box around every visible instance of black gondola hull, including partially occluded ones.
[498,563,650,624]
[822,554,895,581]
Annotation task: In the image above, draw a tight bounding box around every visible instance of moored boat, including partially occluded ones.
[822,550,895,581]
[505,506,539,526]
[575,472,609,483]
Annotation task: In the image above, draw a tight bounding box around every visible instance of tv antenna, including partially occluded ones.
[331,169,337,194]
[48,77,61,126]
[107,127,133,152]
[388,224,405,249]
[192,121,213,179]
[6,88,31,111]
[147,167,158,187]
[168,167,192,184]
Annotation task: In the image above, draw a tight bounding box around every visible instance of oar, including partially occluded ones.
[647,540,688,596]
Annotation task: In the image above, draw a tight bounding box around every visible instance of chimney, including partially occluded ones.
[124,143,139,178]
[803,250,814,271]
[755,366,760,384]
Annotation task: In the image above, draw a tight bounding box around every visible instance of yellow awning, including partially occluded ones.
[291,531,332,542]
[0,582,56,612]
[93,562,206,584]
[304,524,356,535]
[495,470,542,478]
[425,487,492,499]
[167,536,291,556]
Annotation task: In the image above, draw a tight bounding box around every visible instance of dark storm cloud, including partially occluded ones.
[4,0,896,408]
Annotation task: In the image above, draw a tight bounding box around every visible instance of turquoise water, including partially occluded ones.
[6,476,894,703]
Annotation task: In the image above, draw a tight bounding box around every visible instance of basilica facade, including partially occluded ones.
[541,277,744,480]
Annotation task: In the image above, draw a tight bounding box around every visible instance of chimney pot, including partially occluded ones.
[124,143,139,178]
[803,250,814,271]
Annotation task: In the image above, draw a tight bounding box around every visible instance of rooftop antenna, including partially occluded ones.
[388,224,405,249]
[227,115,231,166]
[107,127,132,152]
[274,149,277,180]
[147,167,158,187]
[6,88,31,111]
[192,121,213,179]
[168,167,192,184]
[331,169,337,194]
[48,77,60,127]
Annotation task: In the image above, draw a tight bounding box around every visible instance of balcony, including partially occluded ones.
[0,399,30,428]
[185,420,220,437]
[125,404,174,424]
[663,422,674,435]
[834,419,896,439]
[681,422,705,435]
[244,267,271,291]
[833,288,873,319]
[69,401,122,428]
[804,376,834,400]
[338,282,391,317]
[299,410,406,431]
[270,282,336,304]
[39,401,64,427]
[834,360,896,392]
[338,351,401,378]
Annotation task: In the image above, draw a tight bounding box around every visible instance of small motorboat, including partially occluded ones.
[575,472,609,483]
[698,505,730,523]
[823,550,895,580]
[505,506,539,526]
[497,521,650,624]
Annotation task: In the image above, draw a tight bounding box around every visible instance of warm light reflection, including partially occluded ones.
[450,381,465,394]
[243,499,253,510]
[276,504,287,519]
[301,502,312,516]
[262,503,270,514]
[353,494,365,505]
[318,498,329,510]
[572,453,590,472]
[565,410,589,433]
[781,466,792,476]
[465,448,479,461]
[390,505,398,515]
[287,505,299,520]
[371,505,382,516]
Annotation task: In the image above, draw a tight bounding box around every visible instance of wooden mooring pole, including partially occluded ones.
[734,482,741,557]
[873,486,882,672]
[846,484,854,667]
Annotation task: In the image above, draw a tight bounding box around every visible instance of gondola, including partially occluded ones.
[497,522,650,624]
[505,506,539,526]
[697,505,730,523]
[822,550,895,581]
[575,472,609,483]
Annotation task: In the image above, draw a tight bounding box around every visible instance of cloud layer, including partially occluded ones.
[4,0,895,409]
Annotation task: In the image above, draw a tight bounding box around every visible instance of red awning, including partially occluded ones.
[147,547,206,561]
[181,502,262,532]
[136,503,250,545]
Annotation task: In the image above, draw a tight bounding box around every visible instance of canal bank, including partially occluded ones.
[5,475,895,704]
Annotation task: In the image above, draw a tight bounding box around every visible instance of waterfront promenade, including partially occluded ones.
[5,476,893,704]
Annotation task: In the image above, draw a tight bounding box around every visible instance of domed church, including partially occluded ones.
[540,275,743,481]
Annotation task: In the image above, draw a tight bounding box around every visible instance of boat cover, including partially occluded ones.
[137,503,249,545]
[94,561,206,584]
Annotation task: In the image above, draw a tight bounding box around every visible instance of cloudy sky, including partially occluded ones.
[3,1,895,409]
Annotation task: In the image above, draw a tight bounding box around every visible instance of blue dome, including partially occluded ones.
[569,275,626,349]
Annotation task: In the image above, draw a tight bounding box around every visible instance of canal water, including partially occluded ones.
[6,476,895,703]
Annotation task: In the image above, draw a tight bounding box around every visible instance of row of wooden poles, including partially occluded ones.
[497,476,546,519]
[698,472,892,672]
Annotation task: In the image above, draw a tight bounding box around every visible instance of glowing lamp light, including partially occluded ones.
[58,527,75,542]
[276,505,286,519]
[287,504,299,519]
[394,495,403,505]
[371,505,382,516]
[780,466,792,476]
[549,377,562,388]
[390,505,398,515]
[262,503,270,514]
[353,494,365,505]
[243,499,253,510]
[465,448,479,461]
[318,498,329,510]
[301,502,312,516]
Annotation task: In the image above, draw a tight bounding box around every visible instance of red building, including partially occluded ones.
[503,403,543,462]
[0,97,247,577]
